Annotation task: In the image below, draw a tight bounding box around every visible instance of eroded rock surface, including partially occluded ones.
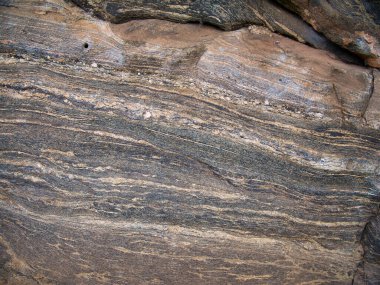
[277,0,380,67]
[0,0,379,284]
[70,0,380,66]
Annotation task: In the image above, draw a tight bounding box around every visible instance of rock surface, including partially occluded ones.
[277,0,380,67]
[0,0,380,284]
[70,0,380,66]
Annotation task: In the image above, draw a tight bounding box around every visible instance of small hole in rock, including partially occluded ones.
[83,43,89,49]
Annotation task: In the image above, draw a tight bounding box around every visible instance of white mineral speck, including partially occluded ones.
[143,111,152,119]
[91,62,98,68]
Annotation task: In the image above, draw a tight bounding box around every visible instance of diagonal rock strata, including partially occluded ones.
[0,0,379,284]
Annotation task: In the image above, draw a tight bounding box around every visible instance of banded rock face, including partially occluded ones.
[0,0,380,284]
[70,0,380,66]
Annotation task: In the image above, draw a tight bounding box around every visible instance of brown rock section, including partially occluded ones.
[277,0,380,67]
[68,0,380,66]
[69,0,365,65]
[0,0,380,284]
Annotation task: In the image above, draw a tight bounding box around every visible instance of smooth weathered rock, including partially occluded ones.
[277,0,380,66]
[0,0,379,284]
[69,0,364,65]
[69,0,380,66]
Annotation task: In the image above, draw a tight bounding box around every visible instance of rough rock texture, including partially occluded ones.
[69,0,380,66]
[365,69,380,129]
[0,0,380,284]
[356,205,380,284]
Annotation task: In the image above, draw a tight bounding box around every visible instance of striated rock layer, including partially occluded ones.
[0,0,380,284]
